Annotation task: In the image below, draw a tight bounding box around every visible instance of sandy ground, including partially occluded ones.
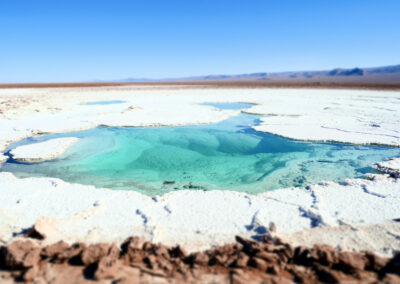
[0,85,399,256]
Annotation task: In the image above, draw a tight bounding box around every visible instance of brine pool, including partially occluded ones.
[2,102,399,195]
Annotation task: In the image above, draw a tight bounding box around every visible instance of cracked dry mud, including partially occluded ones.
[1,235,400,284]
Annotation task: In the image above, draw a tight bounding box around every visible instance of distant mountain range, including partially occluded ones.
[116,64,400,84]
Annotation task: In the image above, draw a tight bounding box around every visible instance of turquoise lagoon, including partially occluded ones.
[2,103,399,196]
[82,100,127,105]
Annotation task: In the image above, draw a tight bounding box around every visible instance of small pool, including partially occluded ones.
[82,100,126,106]
[3,107,399,195]
[202,102,254,110]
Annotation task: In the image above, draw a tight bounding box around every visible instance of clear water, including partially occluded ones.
[82,100,126,105]
[2,103,399,196]
[202,102,254,110]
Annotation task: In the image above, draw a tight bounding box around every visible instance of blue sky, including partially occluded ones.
[1,0,399,83]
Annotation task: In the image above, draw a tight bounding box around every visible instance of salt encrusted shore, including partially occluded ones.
[0,153,8,163]
[9,137,79,162]
[1,87,400,152]
[0,168,399,256]
[0,86,399,256]
[374,158,400,178]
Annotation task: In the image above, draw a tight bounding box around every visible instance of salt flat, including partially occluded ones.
[10,137,79,162]
[0,86,399,255]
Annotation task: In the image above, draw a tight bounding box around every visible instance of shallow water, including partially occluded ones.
[201,102,254,110]
[82,100,126,105]
[3,103,399,195]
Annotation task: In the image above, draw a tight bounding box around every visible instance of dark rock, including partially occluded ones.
[310,244,338,266]
[215,244,237,255]
[383,252,400,274]
[24,227,45,240]
[255,251,280,263]
[288,265,309,281]
[313,263,342,283]
[266,264,280,275]
[208,254,227,266]
[0,240,40,269]
[235,236,262,255]
[215,254,228,266]
[294,246,313,266]
[142,241,153,251]
[107,244,120,259]
[144,255,157,269]
[191,252,209,266]
[57,243,86,264]
[365,251,389,271]
[356,270,381,282]
[235,236,254,249]
[169,246,187,258]
[248,257,268,271]
[94,256,121,280]
[157,257,173,272]
[234,252,249,268]
[263,243,277,252]
[23,265,39,281]
[153,245,170,259]
[381,273,400,284]
[40,241,69,258]
[337,251,366,272]
[120,236,146,255]
[81,243,110,265]
[0,235,397,283]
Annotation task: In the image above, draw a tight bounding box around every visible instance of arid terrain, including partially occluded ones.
[0,83,399,283]
[1,234,400,283]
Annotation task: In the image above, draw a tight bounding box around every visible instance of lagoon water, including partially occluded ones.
[3,103,399,195]
[82,100,127,105]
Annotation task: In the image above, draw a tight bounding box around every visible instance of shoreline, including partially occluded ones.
[1,164,399,256]
[1,86,399,150]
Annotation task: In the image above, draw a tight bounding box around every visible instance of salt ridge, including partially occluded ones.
[9,137,79,162]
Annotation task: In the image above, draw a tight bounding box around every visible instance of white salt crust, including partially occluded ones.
[10,137,79,162]
[0,86,399,255]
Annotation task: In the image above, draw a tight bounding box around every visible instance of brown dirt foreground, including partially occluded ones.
[1,235,399,284]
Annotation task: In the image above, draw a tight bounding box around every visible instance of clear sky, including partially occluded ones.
[1,0,399,83]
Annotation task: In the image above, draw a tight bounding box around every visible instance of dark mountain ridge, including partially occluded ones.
[118,64,400,83]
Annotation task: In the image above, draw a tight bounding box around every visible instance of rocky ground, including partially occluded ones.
[1,234,400,284]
